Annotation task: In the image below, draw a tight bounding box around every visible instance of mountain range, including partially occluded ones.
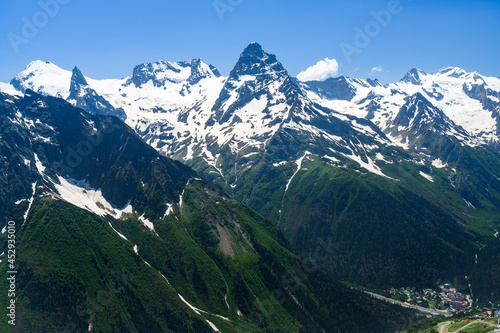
[1,42,499,331]
[0,89,413,332]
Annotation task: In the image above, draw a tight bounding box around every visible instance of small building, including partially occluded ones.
[483,308,496,317]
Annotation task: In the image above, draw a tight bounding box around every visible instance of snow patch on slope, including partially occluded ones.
[54,176,125,217]
[0,83,22,96]
[176,294,222,331]
[138,214,159,237]
[34,153,46,174]
[341,152,394,179]
[419,171,434,182]
[163,203,174,218]
[108,222,128,241]
[285,152,310,193]
[432,159,447,168]
[463,199,475,209]
[23,182,37,223]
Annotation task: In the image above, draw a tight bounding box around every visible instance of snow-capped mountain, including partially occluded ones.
[1,43,393,181]
[5,45,500,158]
[299,75,378,102]
[0,89,195,225]
[2,42,500,301]
[1,47,499,206]
[303,66,500,149]
[9,60,72,97]
[5,51,500,157]
[68,66,127,120]
[385,92,477,151]
[0,89,417,333]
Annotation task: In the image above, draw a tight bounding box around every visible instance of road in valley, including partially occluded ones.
[437,319,498,333]
[437,321,452,333]
[362,291,452,317]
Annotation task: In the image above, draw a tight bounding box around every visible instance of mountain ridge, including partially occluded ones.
[0,89,415,332]
[2,43,500,303]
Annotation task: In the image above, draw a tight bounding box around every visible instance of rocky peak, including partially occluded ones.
[188,58,221,84]
[439,67,468,78]
[366,78,382,87]
[400,68,426,85]
[128,59,220,87]
[71,66,88,87]
[302,75,357,101]
[229,42,286,78]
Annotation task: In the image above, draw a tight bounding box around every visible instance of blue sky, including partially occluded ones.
[0,0,499,83]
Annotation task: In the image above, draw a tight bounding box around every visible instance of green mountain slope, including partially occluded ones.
[0,185,414,332]
[0,90,414,332]
[108,179,415,332]
[224,142,500,293]
[1,198,212,333]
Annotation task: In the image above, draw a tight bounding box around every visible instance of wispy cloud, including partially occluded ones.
[370,66,383,75]
[297,58,339,82]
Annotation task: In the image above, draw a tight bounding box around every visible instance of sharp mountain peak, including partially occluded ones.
[230,42,286,78]
[71,66,88,86]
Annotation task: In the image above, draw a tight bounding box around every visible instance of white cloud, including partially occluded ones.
[371,66,383,75]
[297,58,339,82]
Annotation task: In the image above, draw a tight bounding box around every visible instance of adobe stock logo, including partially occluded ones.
[340,0,404,63]
[213,0,243,21]
[7,0,71,54]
